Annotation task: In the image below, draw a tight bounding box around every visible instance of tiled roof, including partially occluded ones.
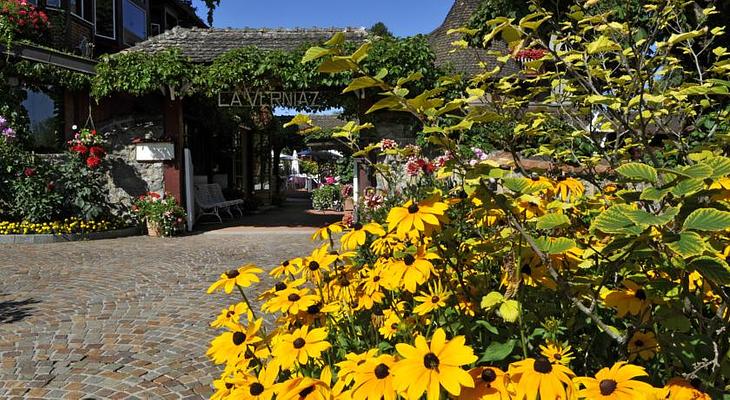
[428,0,519,77]
[126,27,369,63]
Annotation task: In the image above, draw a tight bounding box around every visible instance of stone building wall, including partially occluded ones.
[98,115,166,208]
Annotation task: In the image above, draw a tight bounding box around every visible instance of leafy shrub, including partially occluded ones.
[311,183,342,211]
[132,192,186,237]
[300,159,319,176]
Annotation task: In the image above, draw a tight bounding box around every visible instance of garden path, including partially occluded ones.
[0,201,337,399]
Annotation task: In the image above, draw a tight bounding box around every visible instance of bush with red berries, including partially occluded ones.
[0,0,50,42]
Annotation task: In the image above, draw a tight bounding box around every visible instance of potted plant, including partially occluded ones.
[132,192,186,237]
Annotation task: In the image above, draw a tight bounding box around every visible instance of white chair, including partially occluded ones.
[209,184,244,216]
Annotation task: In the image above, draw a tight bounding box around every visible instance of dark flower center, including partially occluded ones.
[480,368,497,383]
[390,322,398,330]
[293,338,306,349]
[403,255,416,266]
[288,293,301,302]
[339,277,351,287]
[634,289,647,300]
[226,311,235,318]
[634,340,644,347]
[431,296,440,304]
[374,363,390,379]
[372,306,384,316]
[554,354,562,360]
[299,386,315,398]
[275,282,287,291]
[225,382,234,390]
[309,261,320,271]
[232,332,247,346]
[282,260,290,267]
[533,358,553,374]
[225,270,240,279]
[520,264,532,275]
[599,379,617,396]
[373,276,381,282]
[249,382,265,396]
[408,203,420,214]
[357,359,367,366]
[423,352,440,370]
[306,304,321,315]
[353,223,363,230]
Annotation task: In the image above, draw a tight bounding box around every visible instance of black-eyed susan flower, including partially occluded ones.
[207,319,263,366]
[539,342,574,366]
[263,287,319,315]
[272,326,331,369]
[555,177,585,202]
[603,280,651,317]
[514,195,546,219]
[378,315,400,340]
[229,364,279,400]
[658,377,711,400]
[302,244,338,283]
[508,357,575,400]
[340,222,385,250]
[207,264,263,294]
[627,331,658,361]
[413,283,451,315]
[370,233,407,256]
[311,222,344,241]
[575,362,655,399]
[386,247,438,293]
[392,328,477,400]
[278,377,332,400]
[271,258,302,278]
[211,302,251,329]
[386,197,448,236]
[336,349,379,388]
[458,366,513,400]
[352,354,397,400]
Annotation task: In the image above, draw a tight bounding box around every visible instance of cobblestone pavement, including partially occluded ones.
[0,232,318,399]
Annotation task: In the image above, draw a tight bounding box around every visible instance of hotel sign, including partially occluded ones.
[218,90,321,108]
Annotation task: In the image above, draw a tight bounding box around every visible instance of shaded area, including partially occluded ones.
[0,297,40,324]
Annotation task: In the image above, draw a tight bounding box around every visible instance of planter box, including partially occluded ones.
[135,142,175,161]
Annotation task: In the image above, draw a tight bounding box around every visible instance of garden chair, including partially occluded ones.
[208,184,244,216]
[194,184,228,223]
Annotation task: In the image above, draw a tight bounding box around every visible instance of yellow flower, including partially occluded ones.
[658,377,711,400]
[302,244,338,283]
[263,287,319,315]
[207,264,263,294]
[336,350,380,387]
[352,354,398,400]
[392,328,477,400]
[603,280,650,317]
[508,357,575,400]
[211,302,251,329]
[387,198,448,236]
[555,177,585,202]
[539,342,574,366]
[370,233,407,256]
[311,222,344,241]
[272,326,331,369]
[385,247,438,293]
[229,364,279,400]
[628,331,658,361]
[278,377,332,400]
[575,362,655,399]
[378,315,400,340]
[206,319,263,366]
[413,283,450,315]
[458,366,513,400]
[271,257,302,278]
[341,222,385,250]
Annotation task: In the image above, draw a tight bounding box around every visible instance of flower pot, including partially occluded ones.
[146,221,163,237]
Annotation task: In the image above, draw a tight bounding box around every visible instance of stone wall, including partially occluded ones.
[98,115,166,208]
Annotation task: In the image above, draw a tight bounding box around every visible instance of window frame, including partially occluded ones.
[95,0,117,40]
[122,0,148,45]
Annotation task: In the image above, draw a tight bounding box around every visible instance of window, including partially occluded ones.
[46,0,61,8]
[123,0,147,44]
[70,0,93,22]
[95,0,116,39]
[21,87,64,153]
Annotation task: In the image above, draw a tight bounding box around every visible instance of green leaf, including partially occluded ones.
[688,256,730,285]
[479,340,516,363]
[675,164,713,179]
[591,204,645,235]
[587,35,621,54]
[616,162,658,182]
[342,77,381,93]
[622,206,679,226]
[640,187,670,201]
[668,29,706,46]
[366,96,402,114]
[324,32,346,47]
[317,58,357,73]
[502,177,532,194]
[536,213,570,230]
[666,232,706,258]
[480,292,504,309]
[671,178,705,197]
[302,46,332,63]
[535,236,576,254]
[683,208,730,231]
[350,42,372,63]
[498,300,521,323]
[702,156,730,178]
[475,320,499,335]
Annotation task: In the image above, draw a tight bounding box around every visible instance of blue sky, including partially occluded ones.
[190,0,453,37]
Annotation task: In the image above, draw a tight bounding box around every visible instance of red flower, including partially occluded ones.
[86,156,102,169]
[47,181,55,191]
[23,167,35,177]
[147,192,161,199]
[71,144,88,154]
[89,146,105,157]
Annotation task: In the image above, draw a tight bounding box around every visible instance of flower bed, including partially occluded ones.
[0,217,126,235]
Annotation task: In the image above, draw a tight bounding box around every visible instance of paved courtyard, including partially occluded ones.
[0,216,329,399]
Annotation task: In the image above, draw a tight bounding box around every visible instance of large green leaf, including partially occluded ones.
[666,232,706,258]
[622,206,679,226]
[640,187,670,201]
[479,340,516,363]
[688,256,730,285]
[682,208,730,231]
[675,164,713,179]
[616,162,658,183]
[702,156,730,178]
[591,204,645,235]
[671,179,705,197]
[536,213,571,230]
[535,236,576,254]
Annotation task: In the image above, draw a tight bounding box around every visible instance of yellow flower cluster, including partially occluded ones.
[205,187,715,400]
[0,218,119,235]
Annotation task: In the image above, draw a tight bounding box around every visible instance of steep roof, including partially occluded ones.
[126,27,369,63]
[429,0,518,77]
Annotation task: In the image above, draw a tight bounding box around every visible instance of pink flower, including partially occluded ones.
[325,176,336,185]
[379,138,397,150]
[23,167,35,177]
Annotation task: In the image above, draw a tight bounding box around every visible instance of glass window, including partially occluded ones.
[123,0,147,44]
[96,0,116,39]
[21,87,63,153]
[69,0,92,21]
[46,0,61,8]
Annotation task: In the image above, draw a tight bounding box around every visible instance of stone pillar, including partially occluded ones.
[163,96,184,203]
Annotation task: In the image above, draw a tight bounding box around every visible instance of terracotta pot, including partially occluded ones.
[146,221,162,237]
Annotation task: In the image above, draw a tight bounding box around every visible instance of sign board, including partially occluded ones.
[135,142,175,161]
[218,90,321,108]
